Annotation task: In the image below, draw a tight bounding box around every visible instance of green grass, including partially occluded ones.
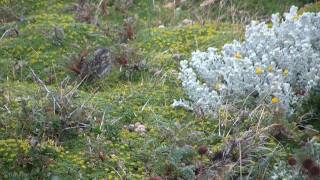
[0,0,319,179]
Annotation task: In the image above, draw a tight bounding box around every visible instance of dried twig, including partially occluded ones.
[0,29,11,43]
[62,123,90,131]
[30,68,61,110]
[67,86,99,119]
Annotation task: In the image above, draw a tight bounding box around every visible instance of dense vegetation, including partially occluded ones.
[0,0,320,179]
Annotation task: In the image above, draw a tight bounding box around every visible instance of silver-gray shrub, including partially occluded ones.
[174,6,320,116]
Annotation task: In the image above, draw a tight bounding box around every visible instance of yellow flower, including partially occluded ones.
[293,15,299,21]
[255,67,264,75]
[214,83,222,91]
[267,66,273,72]
[271,97,280,104]
[234,52,242,60]
[283,69,289,76]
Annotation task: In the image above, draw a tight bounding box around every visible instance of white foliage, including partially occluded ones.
[176,6,320,115]
[171,98,194,111]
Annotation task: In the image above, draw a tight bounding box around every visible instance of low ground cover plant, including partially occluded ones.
[1,0,320,179]
[176,6,320,116]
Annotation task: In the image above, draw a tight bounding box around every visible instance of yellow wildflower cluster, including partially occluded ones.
[194,120,217,132]
[64,152,86,170]
[0,7,108,81]
[102,131,147,178]
[140,23,238,54]
[254,66,289,77]
[0,139,30,163]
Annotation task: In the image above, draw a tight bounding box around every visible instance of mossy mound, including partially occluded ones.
[0,0,319,179]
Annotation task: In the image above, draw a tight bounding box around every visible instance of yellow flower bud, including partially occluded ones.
[214,83,222,91]
[255,67,264,75]
[271,97,280,104]
[283,69,289,76]
[234,52,242,60]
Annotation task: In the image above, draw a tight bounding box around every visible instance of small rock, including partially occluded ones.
[128,124,135,132]
[181,19,195,26]
[134,124,146,134]
[134,122,141,128]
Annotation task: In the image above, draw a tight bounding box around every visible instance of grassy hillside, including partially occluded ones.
[0,0,320,179]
